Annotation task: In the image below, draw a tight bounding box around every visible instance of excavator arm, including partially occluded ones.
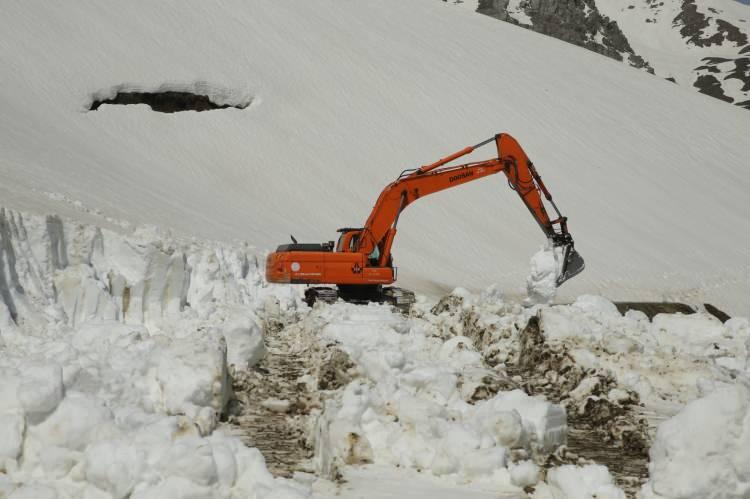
[356,133,584,286]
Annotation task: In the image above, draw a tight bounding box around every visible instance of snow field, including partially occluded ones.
[0,209,305,498]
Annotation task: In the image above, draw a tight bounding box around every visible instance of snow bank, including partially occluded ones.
[642,384,750,499]
[0,208,305,498]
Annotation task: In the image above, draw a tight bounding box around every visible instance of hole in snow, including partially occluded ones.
[89,91,250,113]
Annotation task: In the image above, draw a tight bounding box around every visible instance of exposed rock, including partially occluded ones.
[468,0,750,112]
[477,0,653,72]
[694,74,735,103]
[674,0,748,48]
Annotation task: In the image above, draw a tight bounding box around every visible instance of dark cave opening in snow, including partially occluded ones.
[89,91,249,113]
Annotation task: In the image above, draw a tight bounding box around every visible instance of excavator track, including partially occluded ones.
[381,286,415,314]
[304,287,339,308]
[305,285,415,313]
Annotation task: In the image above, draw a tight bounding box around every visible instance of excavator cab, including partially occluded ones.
[335,228,363,253]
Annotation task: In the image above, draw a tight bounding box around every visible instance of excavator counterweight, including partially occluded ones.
[265,133,584,311]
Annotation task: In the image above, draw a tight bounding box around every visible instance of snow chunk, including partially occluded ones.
[509,460,540,488]
[650,313,727,356]
[477,389,567,454]
[542,464,625,499]
[144,333,230,425]
[644,384,750,498]
[571,295,620,317]
[221,311,265,369]
[525,244,561,306]
[30,391,112,451]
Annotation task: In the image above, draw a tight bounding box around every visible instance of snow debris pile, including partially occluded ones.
[0,208,306,498]
[310,303,567,493]
[3,207,750,498]
[403,287,750,496]
[538,296,750,407]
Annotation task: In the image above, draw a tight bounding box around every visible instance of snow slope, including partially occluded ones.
[464,0,750,109]
[1,0,750,316]
[596,0,750,107]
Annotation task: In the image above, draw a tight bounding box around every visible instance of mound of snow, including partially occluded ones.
[643,384,750,499]
[312,303,566,488]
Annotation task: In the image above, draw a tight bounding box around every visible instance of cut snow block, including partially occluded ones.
[146,334,230,418]
[646,385,750,498]
[486,390,567,454]
[222,312,265,369]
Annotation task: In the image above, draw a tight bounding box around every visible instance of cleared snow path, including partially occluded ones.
[222,311,357,477]
[223,314,316,476]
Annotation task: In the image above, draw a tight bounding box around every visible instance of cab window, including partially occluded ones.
[349,234,359,251]
[368,245,380,262]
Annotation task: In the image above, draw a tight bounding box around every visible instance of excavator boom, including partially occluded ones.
[265,133,584,310]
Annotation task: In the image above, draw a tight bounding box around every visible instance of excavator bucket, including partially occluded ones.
[555,243,585,286]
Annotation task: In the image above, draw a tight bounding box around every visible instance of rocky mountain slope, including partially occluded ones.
[460,0,750,110]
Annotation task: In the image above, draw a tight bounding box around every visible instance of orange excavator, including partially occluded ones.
[266,133,584,311]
